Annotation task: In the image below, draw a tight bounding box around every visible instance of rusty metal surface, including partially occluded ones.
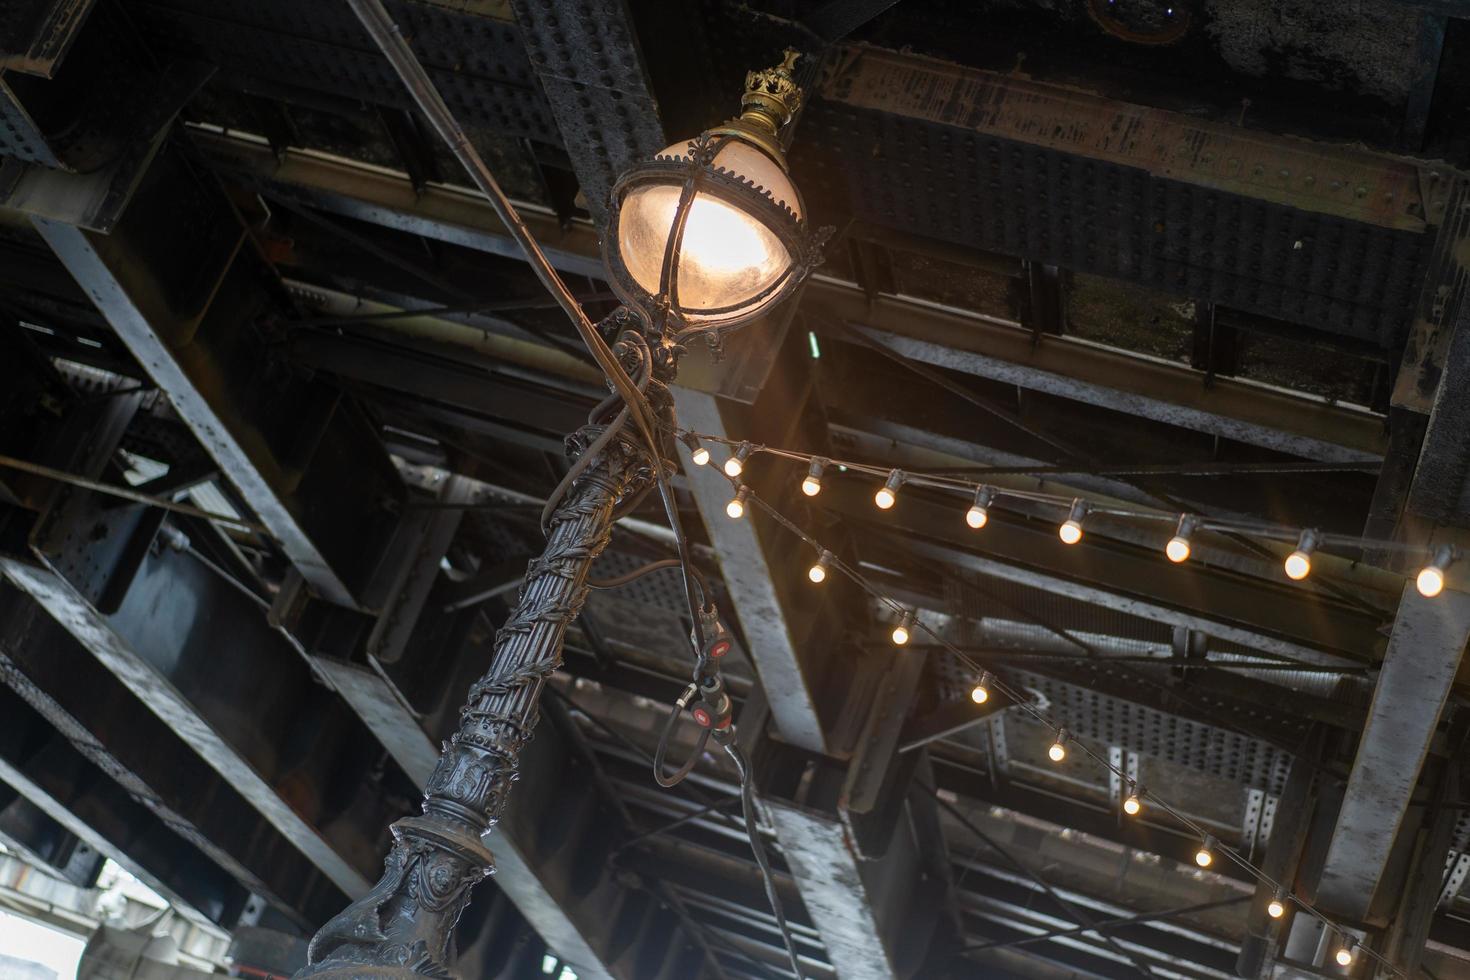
[825,47,1428,232]
[813,46,1434,347]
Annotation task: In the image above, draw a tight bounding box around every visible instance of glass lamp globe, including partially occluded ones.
[604,50,819,336]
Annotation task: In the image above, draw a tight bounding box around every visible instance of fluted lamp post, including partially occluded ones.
[297,45,824,980]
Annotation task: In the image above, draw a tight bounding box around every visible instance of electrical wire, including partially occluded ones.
[588,557,712,604]
[721,733,804,980]
[653,685,711,788]
[679,429,1436,567]
[719,478,1409,979]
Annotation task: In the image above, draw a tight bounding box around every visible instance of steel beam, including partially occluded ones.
[31,142,405,609]
[834,317,1386,463]
[506,0,665,225]
[820,479,1385,667]
[0,581,347,927]
[192,132,1392,468]
[0,388,412,900]
[0,685,250,927]
[812,47,1430,347]
[673,388,834,753]
[1315,586,1470,918]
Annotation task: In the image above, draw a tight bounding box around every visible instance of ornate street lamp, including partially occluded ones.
[604,48,820,337]
[299,6,824,976]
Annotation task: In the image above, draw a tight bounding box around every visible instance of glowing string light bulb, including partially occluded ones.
[1266,888,1286,920]
[1334,937,1355,967]
[1284,529,1319,581]
[1417,544,1456,598]
[1048,729,1069,763]
[808,549,833,584]
[891,609,915,646]
[1059,499,1088,545]
[970,670,993,705]
[1122,783,1142,817]
[1166,514,1199,563]
[875,469,904,510]
[801,457,827,497]
[681,432,710,467]
[1194,835,1216,868]
[725,486,750,520]
[966,486,995,529]
[723,442,752,478]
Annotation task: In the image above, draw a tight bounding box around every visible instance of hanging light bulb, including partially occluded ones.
[1417,544,1456,598]
[891,609,915,646]
[875,469,904,510]
[681,432,710,467]
[1059,499,1088,545]
[724,442,752,478]
[1166,514,1198,564]
[1284,529,1319,581]
[1194,835,1216,868]
[966,485,996,529]
[1048,729,1069,763]
[801,457,827,497]
[1266,888,1286,920]
[1334,937,1355,967]
[970,670,994,705]
[1122,783,1143,816]
[725,486,750,519]
[808,549,833,584]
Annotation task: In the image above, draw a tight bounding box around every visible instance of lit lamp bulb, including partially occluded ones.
[1122,786,1142,817]
[891,609,915,646]
[725,486,750,520]
[1284,529,1318,581]
[1194,835,1216,868]
[724,442,752,478]
[875,469,904,510]
[1059,499,1088,545]
[801,457,827,497]
[1166,514,1198,564]
[808,550,833,584]
[1048,729,1068,763]
[970,670,994,705]
[966,486,996,530]
[1417,544,1456,598]
[682,432,710,467]
[1334,938,1355,967]
[1266,888,1286,920]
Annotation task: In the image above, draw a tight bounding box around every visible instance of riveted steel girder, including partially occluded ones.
[31,142,406,609]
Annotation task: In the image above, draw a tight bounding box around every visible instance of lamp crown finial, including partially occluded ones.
[742,49,805,132]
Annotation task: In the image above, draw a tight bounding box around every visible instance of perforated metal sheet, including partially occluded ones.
[508,0,665,222]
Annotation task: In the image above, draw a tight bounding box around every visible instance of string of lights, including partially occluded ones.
[680,430,1457,597]
[692,445,1403,977]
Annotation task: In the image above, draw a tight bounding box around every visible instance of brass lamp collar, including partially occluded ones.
[706,48,804,170]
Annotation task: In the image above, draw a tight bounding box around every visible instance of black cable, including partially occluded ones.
[588,557,712,605]
[721,735,803,980]
[653,685,710,788]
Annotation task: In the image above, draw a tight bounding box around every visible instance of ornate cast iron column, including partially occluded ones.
[299,317,669,979]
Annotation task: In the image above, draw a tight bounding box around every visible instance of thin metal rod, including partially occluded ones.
[927,783,1158,976]
[958,896,1249,954]
[0,452,268,534]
